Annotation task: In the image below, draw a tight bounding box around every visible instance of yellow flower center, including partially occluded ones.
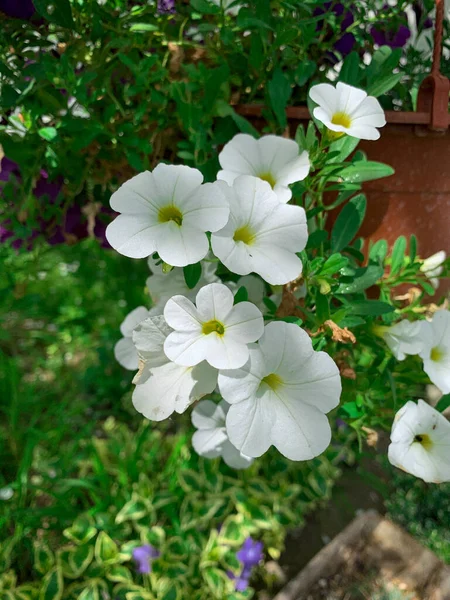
[258,172,276,188]
[414,433,433,450]
[430,346,444,362]
[331,112,352,129]
[202,320,225,336]
[233,225,256,245]
[261,373,283,391]
[158,205,183,226]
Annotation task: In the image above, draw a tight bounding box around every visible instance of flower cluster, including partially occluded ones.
[108,81,449,482]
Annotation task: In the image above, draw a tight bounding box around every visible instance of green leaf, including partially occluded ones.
[94,532,119,566]
[268,68,291,128]
[409,235,418,262]
[219,517,243,545]
[106,565,133,583]
[349,300,395,316]
[178,469,204,493]
[234,286,248,304]
[33,0,74,28]
[33,542,54,575]
[183,263,202,290]
[129,23,158,32]
[306,230,327,250]
[63,515,97,545]
[68,544,94,577]
[115,493,150,524]
[341,402,363,418]
[390,236,407,276]
[435,394,450,413]
[327,135,359,163]
[315,290,330,323]
[369,239,388,264]
[331,194,367,252]
[338,161,394,184]
[38,127,57,142]
[190,0,220,13]
[336,266,384,294]
[14,585,40,600]
[39,568,63,600]
[319,253,349,276]
[203,568,228,598]
[367,72,402,97]
[339,52,361,86]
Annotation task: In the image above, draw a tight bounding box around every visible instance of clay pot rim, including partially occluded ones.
[234,103,450,127]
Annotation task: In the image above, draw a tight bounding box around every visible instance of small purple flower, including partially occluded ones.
[0,0,35,19]
[157,0,175,15]
[132,544,160,574]
[371,23,411,48]
[314,2,356,59]
[236,537,264,568]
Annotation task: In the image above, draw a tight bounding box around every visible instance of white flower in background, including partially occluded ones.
[388,400,450,483]
[114,306,150,370]
[218,321,341,460]
[236,275,266,308]
[374,320,425,361]
[210,0,241,16]
[132,316,217,421]
[419,310,450,394]
[106,164,229,266]
[211,176,308,285]
[217,134,310,203]
[309,82,386,140]
[164,283,264,369]
[191,400,253,469]
[420,251,446,290]
[146,256,219,314]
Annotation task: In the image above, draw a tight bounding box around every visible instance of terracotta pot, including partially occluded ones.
[235,104,450,294]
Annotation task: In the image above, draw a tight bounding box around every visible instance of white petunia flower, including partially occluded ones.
[374,320,425,361]
[106,164,229,266]
[211,176,308,285]
[309,82,386,141]
[217,134,310,203]
[164,282,264,370]
[218,321,341,461]
[114,306,150,370]
[388,400,450,483]
[419,310,450,394]
[146,256,219,314]
[131,316,217,421]
[191,400,253,469]
[420,251,447,290]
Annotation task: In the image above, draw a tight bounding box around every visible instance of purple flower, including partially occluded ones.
[157,0,175,14]
[0,0,35,19]
[371,23,411,48]
[236,537,264,568]
[314,2,356,59]
[132,544,160,574]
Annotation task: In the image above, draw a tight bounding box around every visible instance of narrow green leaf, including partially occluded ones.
[339,51,360,86]
[129,23,158,32]
[38,127,57,142]
[337,266,384,294]
[390,236,407,275]
[338,161,395,184]
[367,72,402,97]
[331,194,366,252]
[190,0,220,13]
[349,300,395,316]
[435,394,450,413]
[409,235,418,262]
[369,239,388,264]
[306,229,327,250]
[315,290,330,323]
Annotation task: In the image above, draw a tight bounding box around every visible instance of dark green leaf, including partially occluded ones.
[306,229,327,250]
[349,300,395,316]
[33,0,75,28]
[268,68,292,128]
[39,568,63,600]
[183,263,202,289]
[367,72,402,97]
[331,194,366,252]
[435,394,450,413]
[315,291,330,323]
[234,286,248,304]
[339,52,360,86]
[190,0,220,13]
[409,235,418,262]
[369,239,388,264]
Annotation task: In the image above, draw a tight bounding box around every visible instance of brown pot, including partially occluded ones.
[235,104,450,294]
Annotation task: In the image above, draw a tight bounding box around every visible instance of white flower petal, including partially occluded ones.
[381,320,425,361]
[248,245,303,286]
[152,163,204,204]
[114,336,139,370]
[120,306,151,337]
[226,395,276,457]
[192,429,228,458]
[110,171,160,214]
[164,331,209,366]
[164,296,202,332]
[225,301,264,343]
[191,399,226,429]
[221,440,254,469]
[218,346,265,404]
[182,182,229,232]
[218,134,260,179]
[106,214,159,258]
[309,83,338,116]
[132,316,171,367]
[155,222,209,267]
[195,282,234,321]
[276,151,310,186]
